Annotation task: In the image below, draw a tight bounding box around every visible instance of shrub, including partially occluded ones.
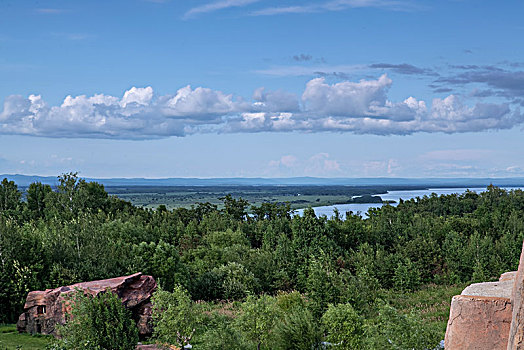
[271,307,322,350]
[235,294,278,350]
[275,291,307,313]
[364,303,441,350]
[321,303,363,350]
[151,285,198,348]
[53,289,138,350]
[199,319,251,350]
[215,262,258,300]
[393,258,421,291]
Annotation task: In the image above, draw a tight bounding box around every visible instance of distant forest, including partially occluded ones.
[1,173,524,348]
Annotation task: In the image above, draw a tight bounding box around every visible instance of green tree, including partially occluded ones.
[321,303,363,350]
[0,178,21,214]
[215,262,258,300]
[220,194,249,221]
[364,303,440,350]
[235,294,278,350]
[54,289,138,350]
[152,285,198,348]
[26,182,52,219]
[306,253,346,317]
[271,307,322,350]
[393,258,421,291]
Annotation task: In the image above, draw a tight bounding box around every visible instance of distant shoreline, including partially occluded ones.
[3,173,524,188]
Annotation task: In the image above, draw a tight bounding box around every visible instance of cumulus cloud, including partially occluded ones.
[0,85,244,139]
[1,75,522,139]
[252,87,299,112]
[302,75,393,117]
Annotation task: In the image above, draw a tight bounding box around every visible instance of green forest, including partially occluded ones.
[1,173,524,349]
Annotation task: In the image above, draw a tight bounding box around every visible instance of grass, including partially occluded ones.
[383,283,467,336]
[0,325,52,350]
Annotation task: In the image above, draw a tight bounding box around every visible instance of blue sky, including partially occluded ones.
[1,0,523,178]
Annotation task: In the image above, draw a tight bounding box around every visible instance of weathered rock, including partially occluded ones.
[500,271,518,282]
[444,241,524,349]
[462,280,515,299]
[17,272,156,337]
[508,241,524,349]
[445,273,516,350]
[445,295,512,350]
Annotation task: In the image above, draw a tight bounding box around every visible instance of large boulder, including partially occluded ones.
[445,274,515,350]
[508,241,524,349]
[16,272,156,337]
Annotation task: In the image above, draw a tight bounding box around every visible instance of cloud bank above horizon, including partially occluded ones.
[1,74,522,140]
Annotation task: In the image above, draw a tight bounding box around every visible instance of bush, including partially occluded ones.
[271,307,322,350]
[275,291,307,313]
[215,262,258,300]
[199,320,251,350]
[53,289,138,350]
[151,285,198,348]
[321,303,363,350]
[235,294,278,350]
[393,258,421,291]
[364,303,441,350]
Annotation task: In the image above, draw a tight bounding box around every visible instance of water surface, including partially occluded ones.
[294,187,524,219]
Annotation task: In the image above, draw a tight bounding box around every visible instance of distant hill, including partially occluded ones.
[2,174,524,188]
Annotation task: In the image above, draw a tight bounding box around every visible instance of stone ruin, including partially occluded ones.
[16,272,156,337]
[445,241,524,349]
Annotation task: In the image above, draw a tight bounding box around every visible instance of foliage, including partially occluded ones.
[2,174,524,348]
[52,289,138,350]
[306,253,347,317]
[271,307,323,350]
[234,294,278,350]
[393,258,422,291]
[214,262,258,300]
[151,285,198,347]
[364,303,441,350]
[321,303,364,350]
[198,321,251,350]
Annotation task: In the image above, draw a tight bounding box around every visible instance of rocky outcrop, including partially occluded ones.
[444,275,514,349]
[445,241,524,349]
[508,241,524,350]
[17,272,156,337]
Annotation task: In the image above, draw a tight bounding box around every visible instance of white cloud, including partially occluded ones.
[302,74,393,117]
[251,0,416,16]
[35,8,66,14]
[184,0,260,18]
[120,87,153,107]
[0,85,244,139]
[420,149,495,161]
[1,75,522,139]
[269,155,299,169]
[506,166,523,174]
[161,85,240,118]
[304,153,341,176]
[268,153,341,176]
[252,87,299,112]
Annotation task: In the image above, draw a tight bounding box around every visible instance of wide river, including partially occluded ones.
[294,187,524,219]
